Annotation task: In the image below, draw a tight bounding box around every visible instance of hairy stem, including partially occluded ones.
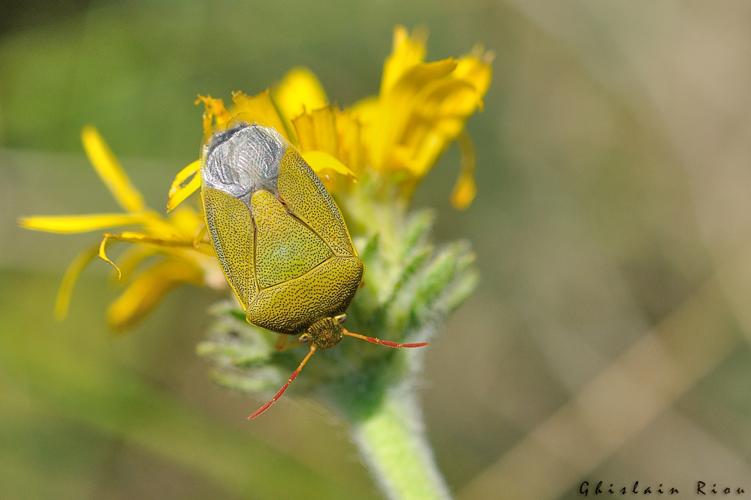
[342,386,451,500]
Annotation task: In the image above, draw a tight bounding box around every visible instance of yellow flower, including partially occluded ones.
[21,26,491,331]
[168,25,492,212]
[19,127,217,330]
[356,27,492,208]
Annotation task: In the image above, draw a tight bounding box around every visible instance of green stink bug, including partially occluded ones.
[201,123,427,419]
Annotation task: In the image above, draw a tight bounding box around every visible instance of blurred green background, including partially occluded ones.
[4,1,751,499]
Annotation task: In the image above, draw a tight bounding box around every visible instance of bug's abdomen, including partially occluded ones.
[248,189,362,333]
[248,256,363,334]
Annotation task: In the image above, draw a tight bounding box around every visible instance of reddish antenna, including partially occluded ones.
[248,345,317,420]
[342,329,429,348]
[248,332,428,419]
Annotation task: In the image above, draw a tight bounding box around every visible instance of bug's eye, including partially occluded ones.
[299,333,311,343]
[335,314,347,324]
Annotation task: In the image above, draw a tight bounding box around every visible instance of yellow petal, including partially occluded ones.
[274,67,328,125]
[99,234,123,279]
[54,244,99,320]
[168,206,206,237]
[381,26,428,95]
[99,230,198,281]
[420,79,484,133]
[346,97,379,171]
[393,130,447,178]
[166,159,201,212]
[114,244,157,283]
[301,150,356,177]
[81,126,146,213]
[102,230,204,247]
[370,59,458,169]
[366,29,493,183]
[394,79,481,177]
[196,95,232,140]
[291,107,358,182]
[292,106,338,153]
[98,230,210,279]
[334,107,365,172]
[107,260,203,331]
[349,96,379,123]
[18,213,149,234]
[368,40,492,181]
[454,46,494,101]
[451,132,477,209]
[229,90,291,140]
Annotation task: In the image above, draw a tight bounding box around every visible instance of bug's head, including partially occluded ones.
[250,315,428,420]
[301,315,347,350]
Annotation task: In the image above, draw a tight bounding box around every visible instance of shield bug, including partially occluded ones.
[201,123,427,419]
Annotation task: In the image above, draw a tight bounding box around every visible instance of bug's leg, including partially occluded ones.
[248,344,317,420]
[274,334,289,351]
[342,329,429,349]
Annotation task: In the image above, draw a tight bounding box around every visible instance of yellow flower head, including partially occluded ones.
[169,26,492,211]
[19,128,217,330]
[356,27,492,208]
[20,26,491,330]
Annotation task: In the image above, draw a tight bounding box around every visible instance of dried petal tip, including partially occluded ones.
[451,132,478,209]
[98,234,123,280]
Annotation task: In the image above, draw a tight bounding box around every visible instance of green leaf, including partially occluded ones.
[400,209,434,259]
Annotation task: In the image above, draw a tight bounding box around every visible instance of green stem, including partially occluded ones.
[344,387,452,500]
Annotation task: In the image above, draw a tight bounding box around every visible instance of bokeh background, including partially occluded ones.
[4,1,751,499]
